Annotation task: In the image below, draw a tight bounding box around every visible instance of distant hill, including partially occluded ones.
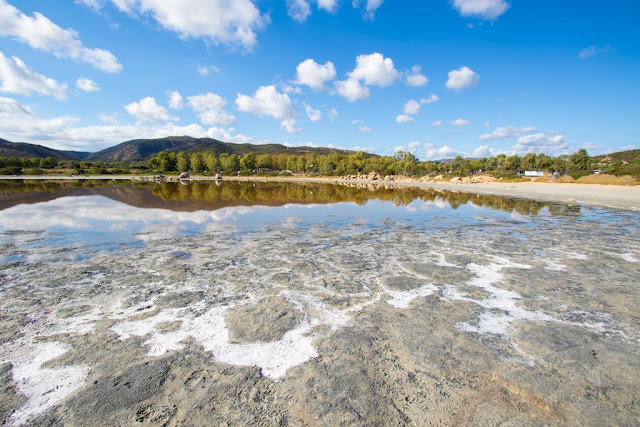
[592,149,640,164]
[0,139,79,161]
[0,136,356,162]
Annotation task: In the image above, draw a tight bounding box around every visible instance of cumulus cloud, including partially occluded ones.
[334,52,399,101]
[452,0,510,20]
[124,96,177,122]
[349,52,400,86]
[358,126,371,132]
[0,0,122,72]
[303,103,322,122]
[187,93,235,126]
[431,120,443,127]
[0,53,67,98]
[512,133,568,155]
[445,66,479,91]
[352,0,384,20]
[403,99,421,115]
[395,114,414,124]
[295,59,336,90]
[317,0,339,12]
[280,118,302,133]
[334,78,370,101]
[421,94,439,104]
[328,108,338,120]
[423,142,459,160]
[97,112,119,124]
[287,0,311,22]
[451,118,469,126]
[236,85,297,120]
[479,125,538,141]
[405,65,428,87]
[168,90,183,109]
[76,77,100,92]
[0,96,259,151]
[579,45,613,59]
[100,0,268,51]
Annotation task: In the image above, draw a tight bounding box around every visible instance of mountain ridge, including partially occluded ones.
[0,136,356,162]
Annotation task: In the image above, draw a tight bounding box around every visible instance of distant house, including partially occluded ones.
[523,171,544,177]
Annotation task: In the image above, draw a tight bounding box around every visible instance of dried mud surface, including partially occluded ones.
[0,182,639,426]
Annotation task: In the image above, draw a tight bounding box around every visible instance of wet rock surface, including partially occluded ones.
[0,181,639,425]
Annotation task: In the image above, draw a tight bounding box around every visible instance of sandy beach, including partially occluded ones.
[2,175,639,210]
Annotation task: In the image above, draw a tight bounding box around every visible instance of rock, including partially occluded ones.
[179,172,190,179]
[434,175,443,180]
[214,173,223,180]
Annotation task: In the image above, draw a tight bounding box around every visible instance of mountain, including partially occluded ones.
[1,136,356,162]
[592,149,640,164]
[0,139,80,161]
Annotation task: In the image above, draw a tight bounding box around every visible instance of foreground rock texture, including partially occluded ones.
[0,183,638,425]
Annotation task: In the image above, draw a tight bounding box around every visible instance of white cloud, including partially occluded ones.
[512,133,568,155]
[445,66,479,91]
[579,45,613,59]
[403,99,421,115]
[187,92,235,126]
[334,52,398,101]
[396,114,414,124]
[295,59,336,90]
[406,65,428,87]
[105,0,269,51]
[0,96,260,151]
[451,118,469,126]
[236,85,297,120]
[287,0,311,22]
[328,107,338,120]
[483,121,490,128]
[279,82,302,94]
[423,142,459,160]
[0,0,122,72]
[97,112,118,124]
[317,0,339,12]
[431,120,443,127]
[124,96,177,122]
[479,125,538,141]
[76,77,100,92]
[619,144,636,151]
[334,78,370,101]
[358,125,371,132]
[452,0,510,20]
[349,52,399,87]
[420,94,439,104]
[352,0,384,20]
[168,90,183,109]
[196,65,221,76]
[582,142,605,151]
[0,52,67,98]
[303,103,322,122]
[280,118,302,133]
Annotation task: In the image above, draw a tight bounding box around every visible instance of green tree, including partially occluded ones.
[568,149,589,171]
[177,152,189,172]
[189,152,203,172]
[240,153,256,170]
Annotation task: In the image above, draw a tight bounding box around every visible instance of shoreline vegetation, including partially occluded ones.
[0,148,638,185]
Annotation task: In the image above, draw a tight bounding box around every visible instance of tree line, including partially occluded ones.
[147,149,593,177]
[1,147,637,178]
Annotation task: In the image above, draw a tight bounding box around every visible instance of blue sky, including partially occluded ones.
[0,0,638,159]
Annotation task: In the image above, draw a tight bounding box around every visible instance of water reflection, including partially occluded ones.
[0,179,580,217]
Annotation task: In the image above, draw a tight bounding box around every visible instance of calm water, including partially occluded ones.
[1,179,639,425]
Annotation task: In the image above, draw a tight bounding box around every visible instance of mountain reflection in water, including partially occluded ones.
[0,179,580,217]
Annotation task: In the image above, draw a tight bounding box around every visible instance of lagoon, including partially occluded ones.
[1,180,639,425]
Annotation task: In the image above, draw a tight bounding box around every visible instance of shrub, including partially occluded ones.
[556,176,576,183]
[576,174,639,186]
[0,166,22,175]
